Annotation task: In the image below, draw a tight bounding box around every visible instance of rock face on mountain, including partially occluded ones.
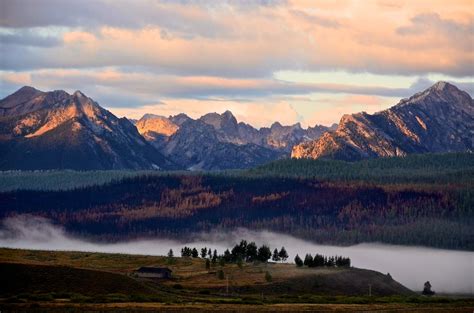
[134,112,281,170]
[134,110,334,170]
[136,114,178,141]
[0,87,175,170]
[198,111,336,152]
[291,82,474,161]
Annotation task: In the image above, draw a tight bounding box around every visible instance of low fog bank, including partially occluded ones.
[1,215,472,294]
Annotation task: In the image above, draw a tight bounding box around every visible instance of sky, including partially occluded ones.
[0,0,473,127]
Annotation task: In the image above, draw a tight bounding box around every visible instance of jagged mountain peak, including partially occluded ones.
[1,86,43,108]
[222,110,235,119]
[270,121,282,129]
[73,90,86,98]
[136,114,179,139]
[431,81,450,91]
[1,86,71,117]
[0,87,174,170]
[200,110,238,131]
[140,113,166,120]
[16,85,42,94]
[292,82,473,161]
[169,113,192,126]
[398,81,471,109]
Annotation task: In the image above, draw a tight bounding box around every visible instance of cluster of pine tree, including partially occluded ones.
[175,240,289,265]
[294,253,351,268]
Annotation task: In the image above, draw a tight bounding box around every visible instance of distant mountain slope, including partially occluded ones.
[198,110,336,152]
[292,82,474,161]
[0,87,175,170]
[135,113,179,141]
[140,115,283,170]
[134,110,334,170]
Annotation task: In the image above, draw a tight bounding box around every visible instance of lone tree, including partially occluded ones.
[278,247,288,262]
[167,249,175,264]
[272,248,280,262]
[294,254,303,267]
[422,281,435,296]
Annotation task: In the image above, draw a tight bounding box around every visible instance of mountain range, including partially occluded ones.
[133,110,335,170]
[0,87,174,170]
[292,82,473,160]
[0,86,333,170]
[0,82,472,170]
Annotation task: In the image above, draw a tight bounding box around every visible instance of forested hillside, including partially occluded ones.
[249,153,474,185]
[1,153,473,251]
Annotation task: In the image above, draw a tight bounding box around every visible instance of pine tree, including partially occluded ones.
[246,242,258,262]
[201,247,207,258]
[422,281,435,296]
[278,247,288,262]
[223,249,232,262]
[181,246,192,257]
[192,248,199,258]
[257,245,272,263]
[167,249,174,258]
[294,254,303,267]
[212,249,218,265]
[304,254,313,267]
[272,248,280,262]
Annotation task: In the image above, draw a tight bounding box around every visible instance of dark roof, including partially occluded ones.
[136,267,172,274]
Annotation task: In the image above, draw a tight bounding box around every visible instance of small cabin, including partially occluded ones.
[135,267,172,279]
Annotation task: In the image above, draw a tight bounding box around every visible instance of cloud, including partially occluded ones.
[0,1,472,126]
[1,1,473,77]
[2,67,472,126]
[397,13,474,51]
[289,9,340,28]
[0,29,62,47]
[1,68,443,100]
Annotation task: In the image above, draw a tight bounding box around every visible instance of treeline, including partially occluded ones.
[248,152,474,185]
[178,240,287,264]
[2,153,472,193]
[175,240,352,269]
[295,254,351,268]
[0,170,161,192]
[1,161,473,250]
